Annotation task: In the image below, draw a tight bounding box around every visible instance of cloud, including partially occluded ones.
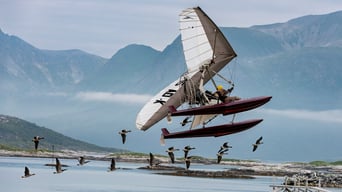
[260,108,342,124]
[74,91,152,104]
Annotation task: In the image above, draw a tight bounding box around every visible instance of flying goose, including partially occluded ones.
[180,117,192,126]
[185,156,192,170]
[77,156,90,166]
[148,152,154,167]
[118,129,131,144]
[108,158,116,171]
[183,145,195,159]
[21,166,35,178]
[252,136,263,152]
[54,158,66,174]
[166,146,179,164]
[218,142,232,153]
[217,149,228,164]
[32,136,44,150]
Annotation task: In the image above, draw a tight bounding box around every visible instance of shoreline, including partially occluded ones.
[1,149,341,188]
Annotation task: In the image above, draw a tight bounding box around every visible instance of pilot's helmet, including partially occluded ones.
[217,85,223,91]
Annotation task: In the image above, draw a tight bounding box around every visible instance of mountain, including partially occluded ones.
[235,47,342,109]
[80,44,162,92]
[0,114,124,152]
[222,27,284,58]
[80,37,186,94]
[235,12,342,109]
[0,29,108,92]
[251,11,342,49]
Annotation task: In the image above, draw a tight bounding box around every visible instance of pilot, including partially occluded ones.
[214,85,240,103]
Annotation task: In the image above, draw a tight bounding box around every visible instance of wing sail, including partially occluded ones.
[136,7,237,131]
[180,7,237,78]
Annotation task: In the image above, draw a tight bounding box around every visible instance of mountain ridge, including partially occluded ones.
[0,114,124,153]
[0,29,108,92]
[251,10,342,49]
[1,11,341,97]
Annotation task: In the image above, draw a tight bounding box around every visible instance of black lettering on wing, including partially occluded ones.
[154,99,166,105]
[162,89,177,97]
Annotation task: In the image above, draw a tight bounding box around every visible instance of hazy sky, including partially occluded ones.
[1,0,342,58]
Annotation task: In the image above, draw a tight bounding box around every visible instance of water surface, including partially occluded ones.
[0,156,338,192]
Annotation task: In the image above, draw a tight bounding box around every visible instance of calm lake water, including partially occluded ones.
[0,156,338,192]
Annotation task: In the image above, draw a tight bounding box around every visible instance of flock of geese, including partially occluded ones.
[162,136,263,169]
[21,130,263,178]
[22,156,106,178]
[29,129,132,151]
